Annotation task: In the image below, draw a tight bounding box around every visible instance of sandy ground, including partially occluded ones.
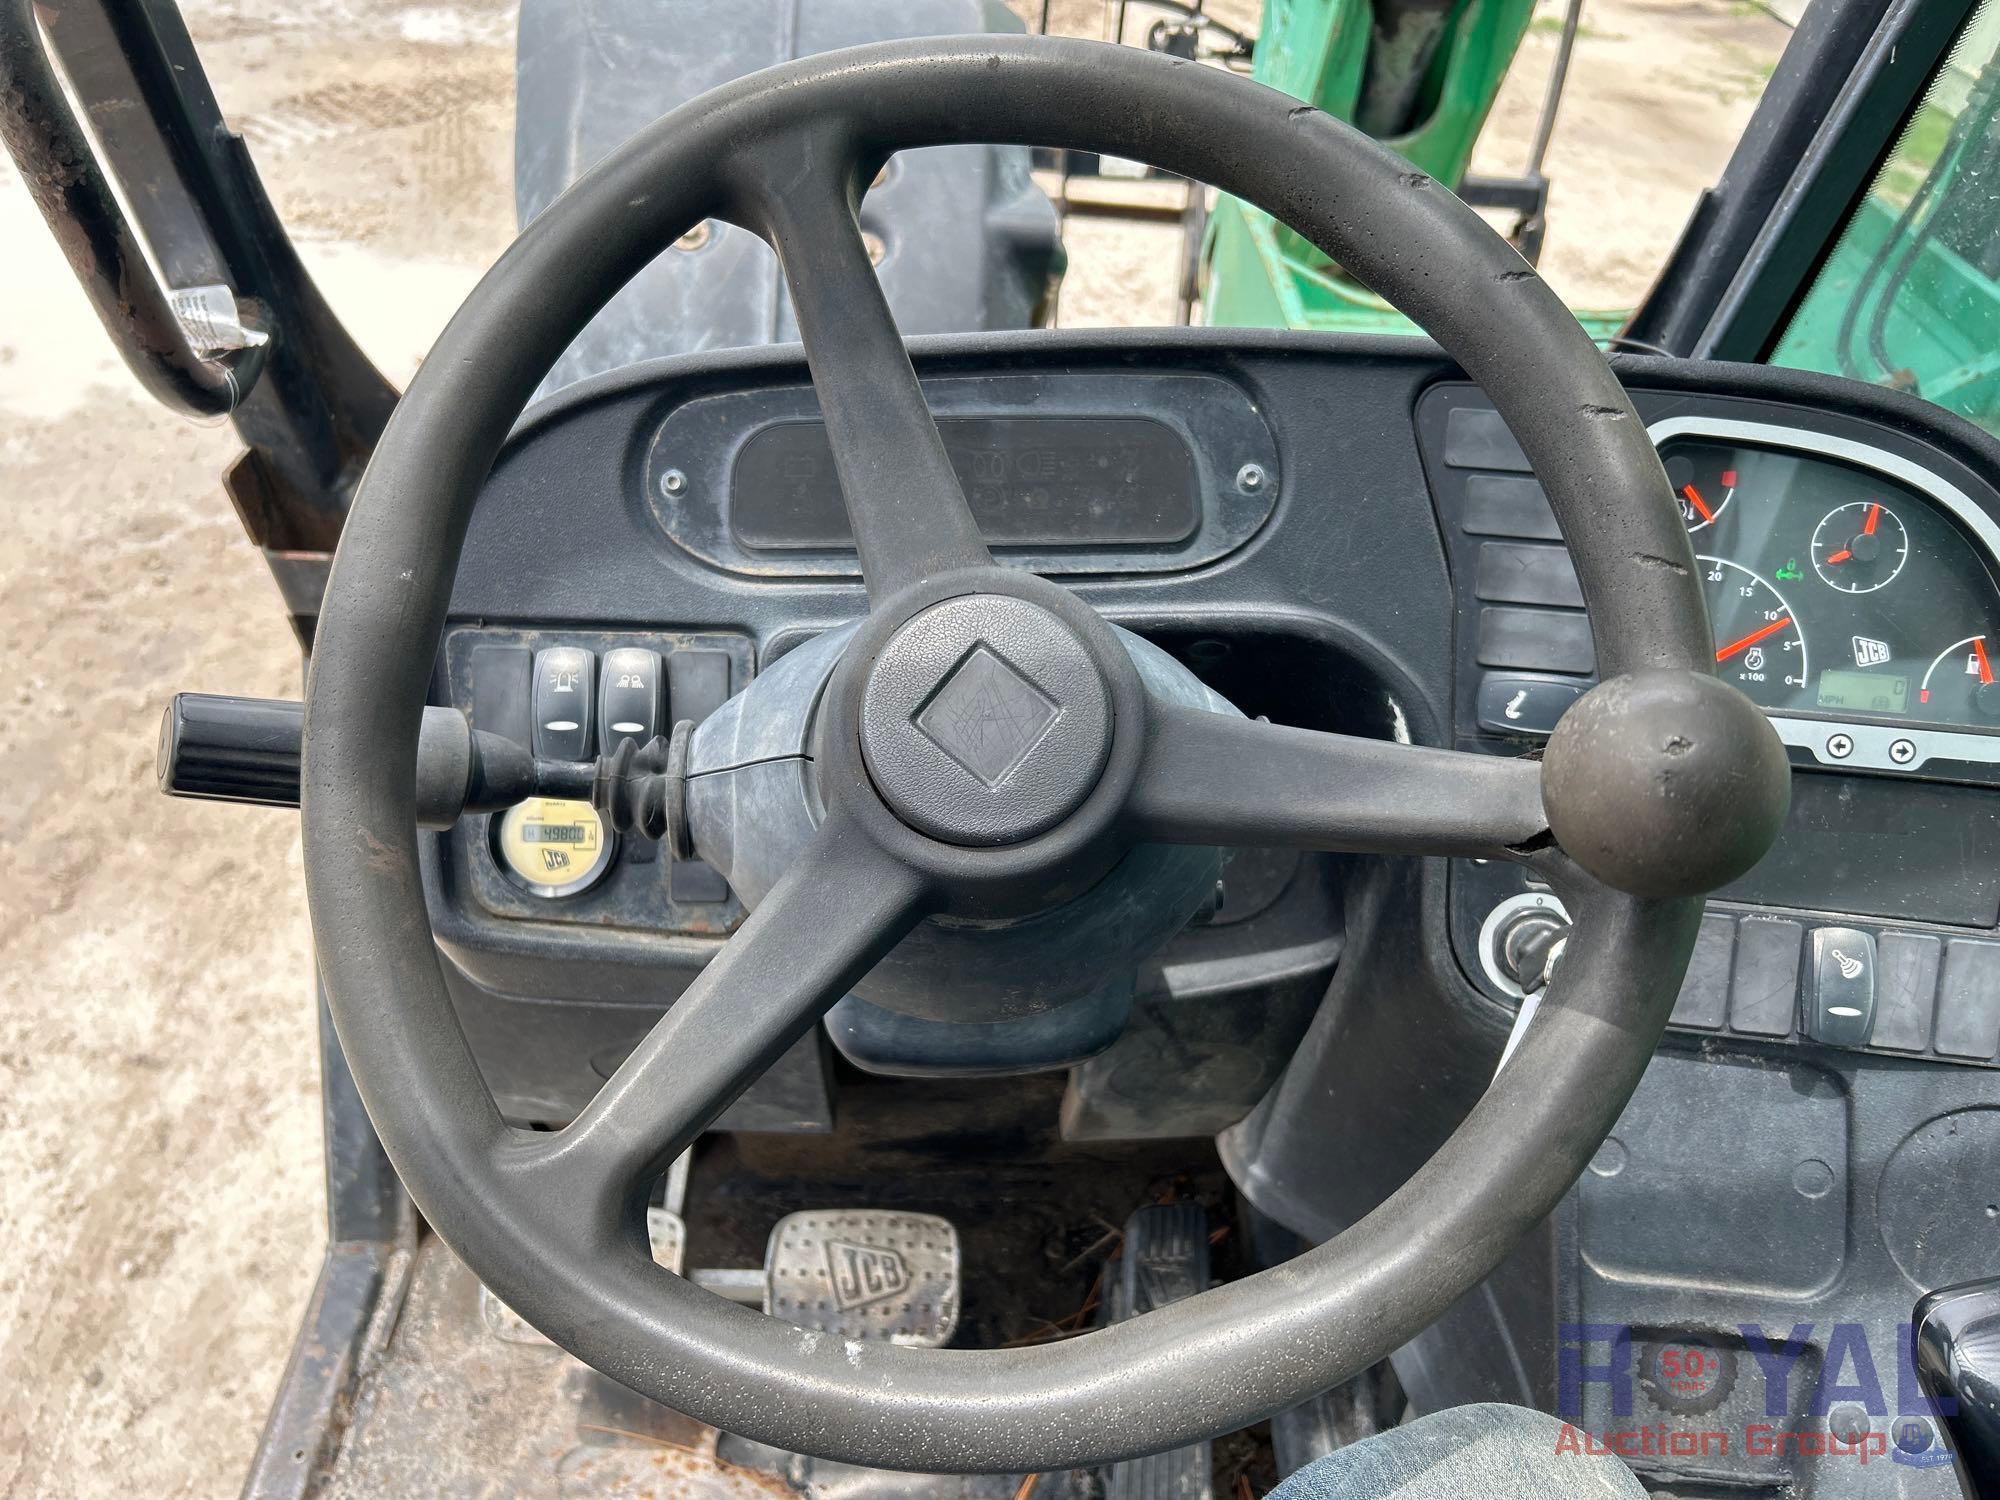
[0,1,1787,1494]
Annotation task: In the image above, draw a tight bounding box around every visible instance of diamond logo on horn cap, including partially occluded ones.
[915,645,1059,787]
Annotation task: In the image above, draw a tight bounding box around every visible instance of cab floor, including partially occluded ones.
[312,1071,1250,1496]
[317,1235,1080,1498]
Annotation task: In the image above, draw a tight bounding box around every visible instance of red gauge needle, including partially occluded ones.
[1976,636,1994,686]
[1680,483,1716,524]
[1828,505,1884,566]
[1716,616,1792,663]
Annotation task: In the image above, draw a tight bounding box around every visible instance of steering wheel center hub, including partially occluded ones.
[859,594,1112,846]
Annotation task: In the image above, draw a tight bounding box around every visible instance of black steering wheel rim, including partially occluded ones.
[301,35,1781,1472]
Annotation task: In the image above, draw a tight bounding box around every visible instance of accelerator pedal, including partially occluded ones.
[761,1210,961,1348]
[1103,1202,1214,1500]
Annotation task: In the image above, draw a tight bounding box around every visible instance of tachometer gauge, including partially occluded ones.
[1703,555,1809,701]
[1662,449,1736,534]
[1919,634,2000,722]
[1811,501,1909,593]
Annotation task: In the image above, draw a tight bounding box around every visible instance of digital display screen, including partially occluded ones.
[1720,773,2000,926]
[1816,668,1910,715]
[521,823,591,845]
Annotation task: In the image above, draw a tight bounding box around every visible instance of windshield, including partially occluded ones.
[1771,1,2000,437]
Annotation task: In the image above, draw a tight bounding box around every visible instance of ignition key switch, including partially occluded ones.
[1502,910,1570,995]
[1478,891,1574,999]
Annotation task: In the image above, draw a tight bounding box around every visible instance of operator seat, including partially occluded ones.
[1271,1405,1644,1499]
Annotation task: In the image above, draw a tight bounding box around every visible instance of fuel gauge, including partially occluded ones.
[1919,635,2000,723]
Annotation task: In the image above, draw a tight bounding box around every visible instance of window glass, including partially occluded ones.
[1772,3,2000,437]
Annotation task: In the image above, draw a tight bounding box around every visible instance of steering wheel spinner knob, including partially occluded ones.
[1542,670,1792,900]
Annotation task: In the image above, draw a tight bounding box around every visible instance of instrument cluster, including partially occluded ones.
[1653,419,2000,771]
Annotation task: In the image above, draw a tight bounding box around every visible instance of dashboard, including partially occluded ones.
[427,336,2000,1108]
[419,332,2000,1497]
[1420,376,2000,1053]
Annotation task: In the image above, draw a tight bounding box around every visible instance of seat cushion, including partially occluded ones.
[1271,1402,1645,1500]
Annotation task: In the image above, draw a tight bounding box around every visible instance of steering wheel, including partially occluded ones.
[302,36,1790,1472]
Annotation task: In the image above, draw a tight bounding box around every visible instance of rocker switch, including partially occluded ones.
[532,647,594,761]
[598,648,663,754]
[1805,926,1877,1048]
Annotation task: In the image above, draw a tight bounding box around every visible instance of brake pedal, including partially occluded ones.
[478,1284,550,1346]
[646,1204,687,1274]
[482,1205,687,1346]
[1103,1203,1214,1500]
[762,1210,960,1348]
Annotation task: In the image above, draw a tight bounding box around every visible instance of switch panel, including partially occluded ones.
[1455,853,2000,1070]
[444,626,753,935]
[598,647,663,754]
[532,647,595,761]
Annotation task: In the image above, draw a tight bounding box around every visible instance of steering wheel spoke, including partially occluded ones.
[536,815,932,1199]
[1124,693,1549,861]
[733,137,992,599]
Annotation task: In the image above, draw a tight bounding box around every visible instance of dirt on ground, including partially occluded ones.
[0,1,1787,1494]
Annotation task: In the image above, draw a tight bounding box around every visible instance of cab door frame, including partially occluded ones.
[1625,0,1981,361]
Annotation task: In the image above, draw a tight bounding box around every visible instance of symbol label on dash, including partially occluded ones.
[1503,689,1528,721]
